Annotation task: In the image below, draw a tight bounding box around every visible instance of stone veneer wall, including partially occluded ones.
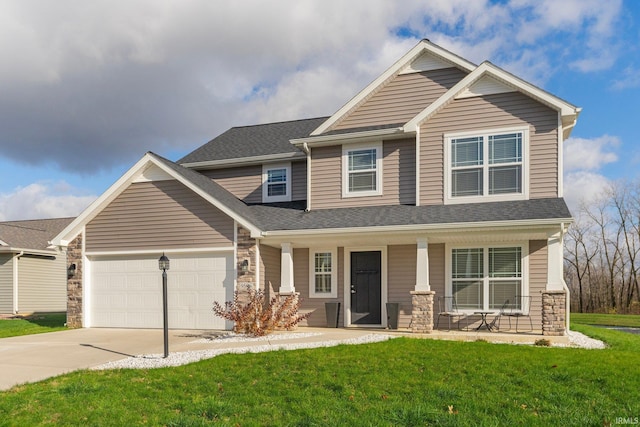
[66,233,83,328]
[236,226,257,302]
[542,290,566,336]
[410,290,435,333]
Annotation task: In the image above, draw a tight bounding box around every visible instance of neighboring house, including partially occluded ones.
[52,40,579,335]
[0,218,73,314]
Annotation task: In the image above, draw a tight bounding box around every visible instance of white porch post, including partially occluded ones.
[415,237,430,291]
[279,242,295,293]
[547,231,564,291]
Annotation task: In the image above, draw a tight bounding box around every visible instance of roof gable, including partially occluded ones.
[52,152,263,246]
[404,61,581,139]
[311,39,475,136]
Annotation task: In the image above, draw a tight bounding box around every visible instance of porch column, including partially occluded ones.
[279,242,295,293]
[547,230,564,291]
[415,237,430,291]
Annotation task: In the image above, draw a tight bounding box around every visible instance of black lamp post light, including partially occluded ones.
[158,253,170,358]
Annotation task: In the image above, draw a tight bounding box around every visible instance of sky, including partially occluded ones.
[0,0,638,221]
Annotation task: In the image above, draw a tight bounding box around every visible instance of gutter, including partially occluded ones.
[291,126,408,147]
[262,217,575,237]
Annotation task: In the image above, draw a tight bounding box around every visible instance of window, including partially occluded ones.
[262,163,291,203]
[449,245,524,311]
[309,249,337,298]
[342,143,382,197]
[446,128,527,202]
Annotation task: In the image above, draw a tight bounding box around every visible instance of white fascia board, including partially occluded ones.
[291,127,408,148]
[404,62,580,132]
[0,247,57,256]
[0,239,8,247]
[181,152,305,170]
[51,153,263,246]
[311,40,476,136]
[263,217,574,238]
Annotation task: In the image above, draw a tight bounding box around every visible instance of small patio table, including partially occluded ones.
[473,311,495,331]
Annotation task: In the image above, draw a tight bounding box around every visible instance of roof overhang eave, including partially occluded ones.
[262,217,574,238]
[181,152,306,170]
[291,127,410,147]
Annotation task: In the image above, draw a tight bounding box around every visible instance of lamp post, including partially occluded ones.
[158,253,170,358]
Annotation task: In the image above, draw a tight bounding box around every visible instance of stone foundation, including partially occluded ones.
[410,290,435,333]
[542,290,566,336]
[66,233,83,329]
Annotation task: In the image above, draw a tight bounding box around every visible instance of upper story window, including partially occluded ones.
[342,142,382,198]
[262,163,291,203]
[445,128,528,204]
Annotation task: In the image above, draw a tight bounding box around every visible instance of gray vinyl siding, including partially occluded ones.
[0,254,14,313]
[260,244,281,297]
[291,160,307,201]
[310,138,416,209]
[333,68,467,131]
[296,247,345,327]
[528,239,548,332]
[17,254,66,313]
[202,165,262,203]
[86,180,234,252]
[420,91,559,205]
[388,245,416,328]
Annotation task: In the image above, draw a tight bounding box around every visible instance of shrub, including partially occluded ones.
[534,338,552,347]
[213,287,311,337]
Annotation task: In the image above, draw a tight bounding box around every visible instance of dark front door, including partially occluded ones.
[350,251,382,325]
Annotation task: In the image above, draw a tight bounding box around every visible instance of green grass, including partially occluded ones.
[0,314,639,426]
[0,313,67,338]
[571,312,640,328]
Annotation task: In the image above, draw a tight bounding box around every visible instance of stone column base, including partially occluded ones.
[542,290,566,336]
[410,290,435,333]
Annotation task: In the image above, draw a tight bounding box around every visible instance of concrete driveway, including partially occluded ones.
[0,328,208,390]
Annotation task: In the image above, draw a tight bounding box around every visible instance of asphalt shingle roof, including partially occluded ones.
[0,217,74,251]
[248,198,572,232]
[178,117,329,165]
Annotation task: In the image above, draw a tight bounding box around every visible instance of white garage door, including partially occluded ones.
[89,252,234,329]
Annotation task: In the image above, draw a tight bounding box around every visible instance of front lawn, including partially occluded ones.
[0,314,638,425]
[0,313,67,338]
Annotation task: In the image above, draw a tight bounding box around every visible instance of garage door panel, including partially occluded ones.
[90,252,234,329]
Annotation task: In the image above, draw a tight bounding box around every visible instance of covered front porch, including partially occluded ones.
[252,221,570,337]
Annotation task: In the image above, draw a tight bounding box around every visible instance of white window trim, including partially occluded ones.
[444,127,529,204]
[445,242,529,314]
[309,248,338,298]
[342,142,383,198]
[262,163,291,203]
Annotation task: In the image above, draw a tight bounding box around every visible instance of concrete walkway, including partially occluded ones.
[0,327,570,391]
[0,327,377,391]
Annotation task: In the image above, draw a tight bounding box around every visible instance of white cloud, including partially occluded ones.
[0,182,95,221]
[563,171,612,213]
[564,135,619,172]
[612,66,640,90]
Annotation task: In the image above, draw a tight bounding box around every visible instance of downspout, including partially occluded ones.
[13,251,23,314]
[302,142,311,212]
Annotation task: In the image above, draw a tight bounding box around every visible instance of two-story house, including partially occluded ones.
[52,40,579,336]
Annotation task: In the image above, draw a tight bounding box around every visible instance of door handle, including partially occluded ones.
[350,285,356,294]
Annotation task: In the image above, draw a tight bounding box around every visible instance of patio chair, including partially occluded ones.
[436,296,467,331]
[500,295,533,333]
[491,299,510,330]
